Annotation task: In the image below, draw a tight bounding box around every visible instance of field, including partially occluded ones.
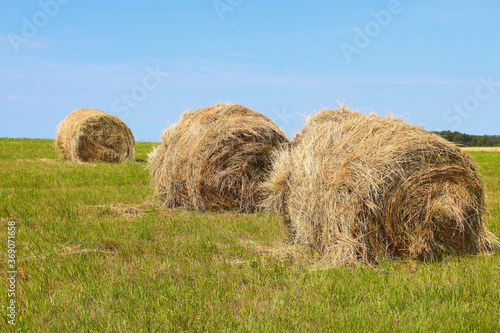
[1,138,499,332]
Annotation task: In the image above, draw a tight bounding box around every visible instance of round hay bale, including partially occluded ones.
[56,108,135,162]
[148,103,290,212]
[261,106,499,265]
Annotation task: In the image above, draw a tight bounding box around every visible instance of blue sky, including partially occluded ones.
[0,0,499,141]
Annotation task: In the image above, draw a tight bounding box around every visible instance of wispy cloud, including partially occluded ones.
[0,33,11,50]
[0,93,38,102]
[225,51,252,58]
[171,61,478,89]
[0,33,49,52]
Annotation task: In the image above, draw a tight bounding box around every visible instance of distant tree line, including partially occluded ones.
[433,131,500,147]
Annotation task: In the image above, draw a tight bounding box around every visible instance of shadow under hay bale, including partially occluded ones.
[261,106,499,265]
[56,108,135,162]
[148,103,290,212]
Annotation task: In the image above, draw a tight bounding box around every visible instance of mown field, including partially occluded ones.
[1,138,499,332]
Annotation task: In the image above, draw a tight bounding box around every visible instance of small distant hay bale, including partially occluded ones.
[148,103,290,212]
[56,108,135,162]
[261,106,499,265]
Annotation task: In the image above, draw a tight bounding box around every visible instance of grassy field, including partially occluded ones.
[1,138,499,332]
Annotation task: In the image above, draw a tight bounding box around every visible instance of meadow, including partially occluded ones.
[1,138,499,332]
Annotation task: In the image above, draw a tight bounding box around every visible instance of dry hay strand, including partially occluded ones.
[148,103,290,212]
[261,106,499,265]
[17,158,56,163]
[56,108,135,162]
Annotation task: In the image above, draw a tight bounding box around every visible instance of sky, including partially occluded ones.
[0,0,499,141]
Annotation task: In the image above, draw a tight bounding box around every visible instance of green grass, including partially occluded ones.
[1,138,499,332]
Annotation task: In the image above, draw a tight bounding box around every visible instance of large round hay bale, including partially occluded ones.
[261,106,499,265]
[56,108,135,162]
[148,103,290,212]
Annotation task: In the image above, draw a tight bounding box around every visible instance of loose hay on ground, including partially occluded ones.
[261,106,499,265]
[148,103,290,212]
[56,108,135,162]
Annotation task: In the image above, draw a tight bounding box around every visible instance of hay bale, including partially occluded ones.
[148,103,290,212]
[56,108,135,162]
[261,106,499,265]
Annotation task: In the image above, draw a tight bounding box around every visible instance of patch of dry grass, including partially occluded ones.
[88,203,152,219]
